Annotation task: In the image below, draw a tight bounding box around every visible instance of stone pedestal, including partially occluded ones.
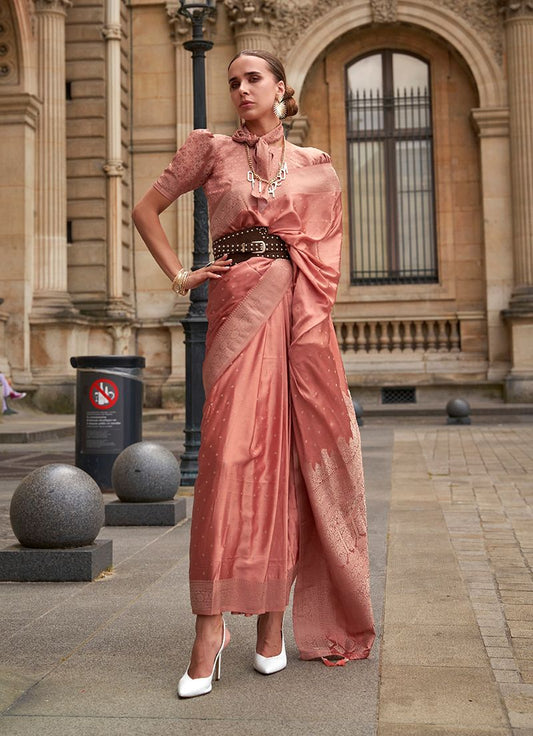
[0,540,113,582]
[105,498,186,526]
[503,314,533,401]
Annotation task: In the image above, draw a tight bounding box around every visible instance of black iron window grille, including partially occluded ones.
[346,51,438,285]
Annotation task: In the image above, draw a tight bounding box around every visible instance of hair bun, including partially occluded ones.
[283,86,298,118]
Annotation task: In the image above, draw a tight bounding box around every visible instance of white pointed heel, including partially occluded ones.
[177,618,226,698]
[254,631,287,675]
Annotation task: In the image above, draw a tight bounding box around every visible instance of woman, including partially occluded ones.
[132,49,375,698]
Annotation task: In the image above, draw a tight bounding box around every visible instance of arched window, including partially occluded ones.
[346,51,438,285]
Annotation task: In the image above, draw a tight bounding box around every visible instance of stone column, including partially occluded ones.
[162,4,197,406]
[167,6,194,273]
[103,0,127,318]
[224,0,275,51]
[471,108,513,380]
[500,1,533,399]
[32,0,74,316]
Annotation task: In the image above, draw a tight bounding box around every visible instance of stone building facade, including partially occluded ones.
[1,0,532,409]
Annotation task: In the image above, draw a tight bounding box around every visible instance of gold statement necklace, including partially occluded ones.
[246,135,288,198]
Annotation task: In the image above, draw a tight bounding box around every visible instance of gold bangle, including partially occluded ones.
[171,268,190,296]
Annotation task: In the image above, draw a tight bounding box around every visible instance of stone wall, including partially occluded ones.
[1,0,532,405]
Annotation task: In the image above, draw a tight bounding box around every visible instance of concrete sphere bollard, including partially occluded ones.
[446,398,471,425]
[10,464,105,549]
[112,441,180,502]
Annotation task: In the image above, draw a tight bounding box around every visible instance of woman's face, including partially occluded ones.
[228,55,285,124]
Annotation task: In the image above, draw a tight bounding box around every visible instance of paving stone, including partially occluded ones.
[483,636,511,648]
[379,664,508,729]
[491,658,520,671]
[381,624,487,668]
[505,606,533,622]
[495,670,522,683]
[378,727,509,736]
[487,647,516,658]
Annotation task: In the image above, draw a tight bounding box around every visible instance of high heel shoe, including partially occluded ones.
[177,618,226,698]
[254,619,287,675]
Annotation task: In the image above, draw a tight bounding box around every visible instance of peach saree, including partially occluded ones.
[154,124,375,662]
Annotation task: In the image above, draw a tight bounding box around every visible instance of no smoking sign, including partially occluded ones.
[89,378,119,410]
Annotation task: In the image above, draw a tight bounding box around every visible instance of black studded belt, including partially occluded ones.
[212,226,290,264]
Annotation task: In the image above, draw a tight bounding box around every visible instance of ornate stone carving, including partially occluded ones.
[0,0,19,84]
[34,0,71,13]
[167,1,192,42]
[370,0,398,23]
[269,0,504,68]
[272,0,351,59]
[107,323,132,355]
[498,0,533,18]
[166,1,217,43]
[103,160,125,177]
[224,0,277,31]
[22,1,37,36]
[438,0,504,63]
[102,23,122,41]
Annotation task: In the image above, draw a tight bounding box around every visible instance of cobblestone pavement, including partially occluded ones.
[379,424,533,735]
[3,417,533,734]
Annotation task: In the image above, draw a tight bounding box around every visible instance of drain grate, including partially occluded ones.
[381,386,416,404]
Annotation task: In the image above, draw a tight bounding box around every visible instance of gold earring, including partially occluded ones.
[273,96,287,120]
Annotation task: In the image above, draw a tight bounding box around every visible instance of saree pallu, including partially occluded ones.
[190,217,375,661]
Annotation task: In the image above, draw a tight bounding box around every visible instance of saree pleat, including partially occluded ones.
[190,258,299,615]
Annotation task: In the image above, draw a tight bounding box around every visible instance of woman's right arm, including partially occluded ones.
[132,186,231,289]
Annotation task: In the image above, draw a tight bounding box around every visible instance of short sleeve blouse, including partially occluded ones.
[153,129,215,202]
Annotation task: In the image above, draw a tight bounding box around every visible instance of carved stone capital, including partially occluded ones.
[166,1,216,43]
[499,1,533,19]
[224,0,276,32]
[471,107,510,137]
[34,0,71,15]
[167,1,189,41]
[102,23,122,41]
[103,160,125,177]
[370,0,398,23]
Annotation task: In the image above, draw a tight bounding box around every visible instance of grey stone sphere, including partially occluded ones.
[111,442,180,502]
[446,398,471,418]
[10,464,104,549]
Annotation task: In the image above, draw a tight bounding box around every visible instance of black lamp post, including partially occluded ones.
[178,0,216,486]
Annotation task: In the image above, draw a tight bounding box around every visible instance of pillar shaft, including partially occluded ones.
[33,0,73,313]
[505,9,533,306]
[169,11,194,273]
[501,2,533,400]
[103,0,127,316]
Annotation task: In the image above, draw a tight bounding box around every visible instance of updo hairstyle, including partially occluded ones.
[228,49,299,118]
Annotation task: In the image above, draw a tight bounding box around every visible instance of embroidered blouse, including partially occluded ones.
[153,124,338,242]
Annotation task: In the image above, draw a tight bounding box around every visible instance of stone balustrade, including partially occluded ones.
[334,316,461,354]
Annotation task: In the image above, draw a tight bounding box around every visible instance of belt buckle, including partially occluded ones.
[250,240,266,254]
